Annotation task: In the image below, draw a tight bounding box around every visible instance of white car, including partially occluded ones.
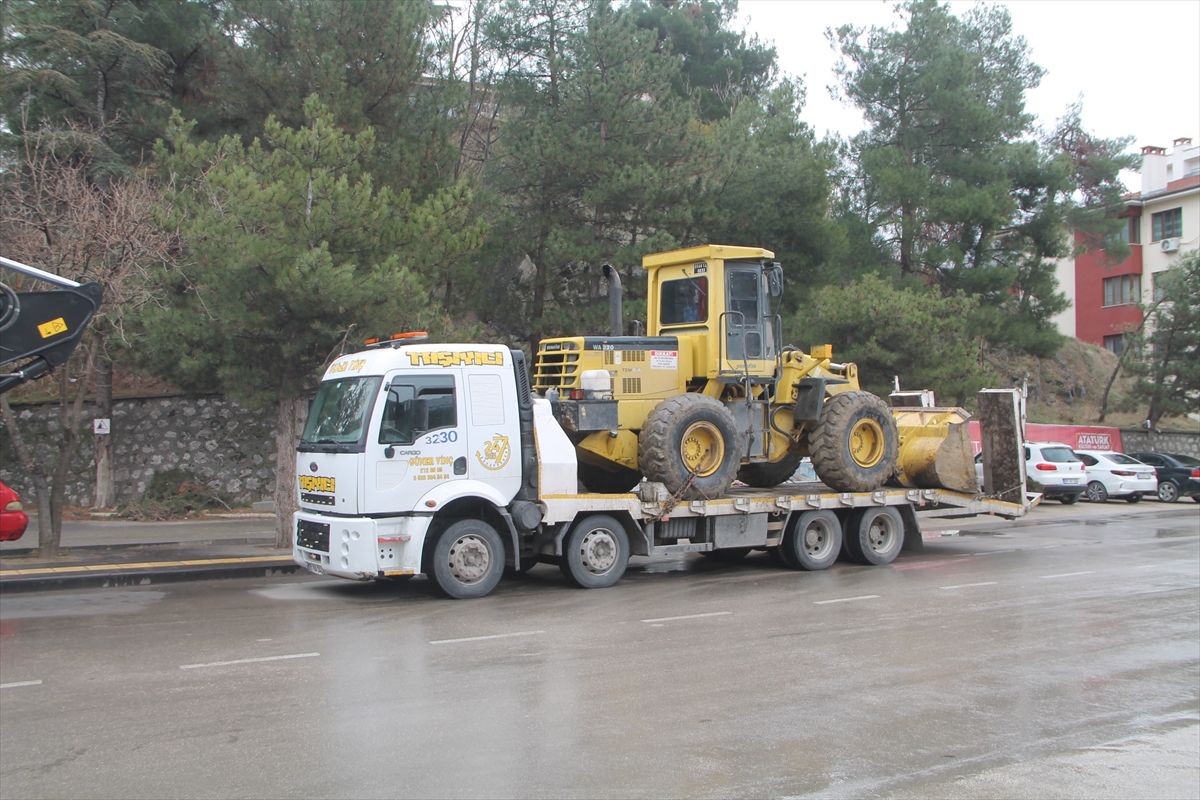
[973,442,1087,503]
[1073,450,1158,503]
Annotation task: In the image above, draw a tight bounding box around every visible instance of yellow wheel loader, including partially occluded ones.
[532,245,976,499]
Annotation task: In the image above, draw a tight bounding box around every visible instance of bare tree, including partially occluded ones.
[0,121,175,555]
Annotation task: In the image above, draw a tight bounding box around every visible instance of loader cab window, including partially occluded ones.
[660,276,708,326]
[300,376,383,452]
[379,376,457,445]
[725,264,770,361]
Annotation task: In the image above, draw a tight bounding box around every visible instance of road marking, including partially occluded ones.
[940,581,998,590]
[814,595,880,605]
[430,630,546,645]
[641,612,732,623]
[973,549,1016,557]
[1041,571,1094,579]
[180,652,320,670]
[0,680,43,689]
[3,556,291,577]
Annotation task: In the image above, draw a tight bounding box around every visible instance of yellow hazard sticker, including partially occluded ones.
[37,318,68,338]
[298,475,336,493]
[407,351,504,367]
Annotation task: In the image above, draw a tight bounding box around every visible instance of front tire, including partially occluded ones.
[638,394,743,500]
[841,507,904,566]
[783,510,842,571]
[428,519,505,599]
[1086,481,1109,503]
[560,514,630,589]
[1158,481,1180,503]
[808,391,899,492]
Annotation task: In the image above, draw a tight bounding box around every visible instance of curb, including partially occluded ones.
[0,537,277,557]
[0,558,300,593]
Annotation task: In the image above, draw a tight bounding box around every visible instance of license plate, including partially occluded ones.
[1137,473,1152,480]
[305,563,324,575]
[1063,478,1080,485]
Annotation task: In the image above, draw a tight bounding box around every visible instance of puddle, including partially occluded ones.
[0,590,166,619]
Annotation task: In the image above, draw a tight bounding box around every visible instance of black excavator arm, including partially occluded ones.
[0,256,104,396]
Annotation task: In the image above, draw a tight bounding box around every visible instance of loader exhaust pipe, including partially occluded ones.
[602,263,622,337]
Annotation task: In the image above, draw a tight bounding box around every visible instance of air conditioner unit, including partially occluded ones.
[1160,237,1180,252]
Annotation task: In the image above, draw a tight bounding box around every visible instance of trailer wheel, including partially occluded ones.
[560,514,630,589]
[737,451,804,488]
[428,519,505,599]
[638,394,743,500]
[579,462,642,494]
[783,510,842,571]
[808,391,898,492]
[841,507,904,566]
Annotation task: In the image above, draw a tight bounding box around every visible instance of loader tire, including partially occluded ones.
[638,394,743,500]
[808,390,898,493]
[737,451,804,488]
[578,462,642,494]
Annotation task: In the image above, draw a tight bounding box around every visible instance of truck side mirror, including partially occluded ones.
[767,264,783,298]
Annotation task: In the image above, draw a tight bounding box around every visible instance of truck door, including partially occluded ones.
[724,261,774,365]
[464,370,522,497]
[364,370,466,513]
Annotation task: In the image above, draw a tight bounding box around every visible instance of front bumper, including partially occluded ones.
[293,512,432,581]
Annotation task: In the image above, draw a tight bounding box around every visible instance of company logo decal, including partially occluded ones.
[407,351,504,367]
[476,435,511,471]
[298,475,336,493]
[327,358,367,375]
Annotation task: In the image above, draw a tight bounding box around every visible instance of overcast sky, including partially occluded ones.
[734,0,1200,186]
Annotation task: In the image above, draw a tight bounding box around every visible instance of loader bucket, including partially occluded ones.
[890,408,979,494]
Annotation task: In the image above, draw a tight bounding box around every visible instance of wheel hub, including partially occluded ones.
[848,418,885,468]
[804,522,830,556]
[680,421,724,477]
[448,534,492,584]
[866,517,897,553]
[579,530,617,575]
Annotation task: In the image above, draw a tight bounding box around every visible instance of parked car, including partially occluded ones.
[0,481,30,541]
[973,442,1087,503]
[1126,453,1200,503]
[1073,450,1157,503]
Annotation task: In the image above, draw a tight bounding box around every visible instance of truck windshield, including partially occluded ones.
[299,376,382,453]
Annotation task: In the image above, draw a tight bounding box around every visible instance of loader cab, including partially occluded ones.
[646,245,782,383]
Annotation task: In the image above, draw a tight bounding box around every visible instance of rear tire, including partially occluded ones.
[737,452,804,488]
[1125,493,1142,504]
[1086,481,1108,503]
[808,391,899,493]
[578,462,642,494]
[841,507,904,566]
[1158,482,1180,503]
[638,394,743,500]
[560,514,630,589]
[783,510,842,571]
[428,519,505,599]
[1058,493,1079,505]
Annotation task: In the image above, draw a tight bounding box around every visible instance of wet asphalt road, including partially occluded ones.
[1,506,1197,799]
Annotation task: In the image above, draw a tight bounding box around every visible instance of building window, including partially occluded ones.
[1104,334,1125,355]
[1151,208,1182,241]
[1103,274,1140,306]
[1128,215,1141,244]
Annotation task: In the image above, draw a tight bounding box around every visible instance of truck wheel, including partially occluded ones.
[841,507,904,566]
[428,519,505,599]
[638,394,743,500]
[737,451,803,488]
[579,462,642,494]
[560,514,629,589]
[1086,481,1108,503]
[783,510,842,571]
[808,391,898,493]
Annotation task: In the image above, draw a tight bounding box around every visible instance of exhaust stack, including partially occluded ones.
[602,263,622,337]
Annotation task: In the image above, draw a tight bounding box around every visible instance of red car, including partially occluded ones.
[0,481,30,541]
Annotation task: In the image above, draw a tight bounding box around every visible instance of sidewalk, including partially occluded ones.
[0,514,298,592]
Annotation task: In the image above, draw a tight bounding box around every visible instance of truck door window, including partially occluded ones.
[379,376,456,444]
[726,268,762,359]
[660,276,708,326]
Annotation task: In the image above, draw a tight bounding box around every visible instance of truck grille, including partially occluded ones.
[296,519,330,552]
[534,351,580,389]
[621,377,641,395]
[603,350,646,365]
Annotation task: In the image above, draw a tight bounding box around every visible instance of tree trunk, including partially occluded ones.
[0,396,53,549]
[274,395,307,549]
[42,347,96,558]
[93,352,115,508]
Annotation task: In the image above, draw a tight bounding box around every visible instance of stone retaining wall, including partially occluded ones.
[1120,430,1200,458]
[0,395,278,507]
